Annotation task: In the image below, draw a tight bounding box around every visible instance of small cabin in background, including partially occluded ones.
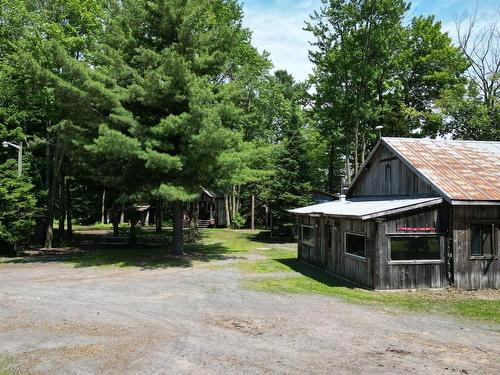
[290,138,500,290]
[184,188,227,228]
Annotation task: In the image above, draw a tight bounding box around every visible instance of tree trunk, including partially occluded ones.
[188,201,199,242]
[58,174,65,243]
[101,189,106,224]
[224,194,231,227]
[231,185,236,220]
[236,185,241,213]
[155,198,162,232]
[354,121,359,174]
[111,207,120,236]
[269,207,273,238]
[172,200,184,255]
[66,181,73,237]
[264,204,269,229]
[327,141,335,193]
[346,151,352,184]
[120,202,125,224]
[44,135,65,249]
[250,194,255,230]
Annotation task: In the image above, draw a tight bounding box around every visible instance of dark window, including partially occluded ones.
[302,225,315,245]
[471,224,494,256]
[390,236,441,261]
[345,233,366,258]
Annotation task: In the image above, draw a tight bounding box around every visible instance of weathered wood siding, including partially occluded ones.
[349,147,437,197]
[374,208,450,290]
[297,215,322,267]
[452,206,500,290]
[327,217,375,288]
[297,215,375,288]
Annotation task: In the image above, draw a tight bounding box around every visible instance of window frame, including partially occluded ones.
[344,231,367,261]
[469,222,498,260]
[387,233,444,265]
[301,224,315,247]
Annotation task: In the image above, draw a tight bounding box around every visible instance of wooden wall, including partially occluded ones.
[327,217,376,288]
[349,146,437,197]
[452,206,500,290]
[297,215,322,267]
[374,208,450,290]
[297,215,375,288]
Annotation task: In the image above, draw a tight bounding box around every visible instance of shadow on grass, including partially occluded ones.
[276,258,358,289]
[1,231,243,270]
[248,231,295,245]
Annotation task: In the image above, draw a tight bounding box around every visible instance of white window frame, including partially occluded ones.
[344,231,367,260]
[387,233,444,265]
[301,224,315,247]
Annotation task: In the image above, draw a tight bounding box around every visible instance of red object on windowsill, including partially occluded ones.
[396,226,436,232]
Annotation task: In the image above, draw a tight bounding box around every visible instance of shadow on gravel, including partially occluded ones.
[276,258,358,289]
[1,232,242,270]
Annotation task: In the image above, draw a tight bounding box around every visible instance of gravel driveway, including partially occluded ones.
[0,257,499,374]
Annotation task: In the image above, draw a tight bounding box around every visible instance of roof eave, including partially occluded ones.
[450,200,500,206]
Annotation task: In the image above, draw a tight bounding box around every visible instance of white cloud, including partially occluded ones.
[241,0,321,82]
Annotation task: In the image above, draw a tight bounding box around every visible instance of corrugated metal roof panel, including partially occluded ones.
[383,138,500,201]
[289,197,442,219]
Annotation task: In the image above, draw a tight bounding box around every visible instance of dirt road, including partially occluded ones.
[0,257,498,374]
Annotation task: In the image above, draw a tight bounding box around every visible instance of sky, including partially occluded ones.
[241,0,499,81]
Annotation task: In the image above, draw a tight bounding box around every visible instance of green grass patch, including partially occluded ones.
[244,270,500,323]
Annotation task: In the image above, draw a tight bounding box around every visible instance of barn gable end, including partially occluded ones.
[348,143,437,198]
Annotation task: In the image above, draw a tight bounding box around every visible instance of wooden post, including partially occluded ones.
[250,194,255,230]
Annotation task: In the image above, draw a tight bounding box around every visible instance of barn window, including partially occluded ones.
[301,225,315,246]
[390,236,441,261]
[345,232,366,258]
[471,224,495,256]
[384,164,392,183]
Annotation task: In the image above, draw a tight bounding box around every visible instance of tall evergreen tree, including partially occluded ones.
[90,0,257,253]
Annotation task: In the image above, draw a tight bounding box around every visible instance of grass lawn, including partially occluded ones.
[1,228,499,323]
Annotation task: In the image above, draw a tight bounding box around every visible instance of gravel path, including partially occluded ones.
[0,258,499,374]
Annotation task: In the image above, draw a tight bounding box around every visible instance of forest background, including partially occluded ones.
[0,0,498,254]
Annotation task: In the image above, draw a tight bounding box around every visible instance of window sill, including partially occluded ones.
[344,252,367,262]
[468,256,497,261]
[388,260,443,265]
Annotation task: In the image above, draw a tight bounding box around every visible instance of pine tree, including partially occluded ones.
[90,0,256,254]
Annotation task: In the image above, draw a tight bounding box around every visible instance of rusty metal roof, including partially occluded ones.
[382,138,500,202]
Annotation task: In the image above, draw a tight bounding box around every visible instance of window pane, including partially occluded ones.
[302,226,314,244]
[391,237,440,260]
[346,233,365,258]
[471,224,493,256]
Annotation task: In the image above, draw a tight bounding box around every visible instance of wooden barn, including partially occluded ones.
[290,138,500,290]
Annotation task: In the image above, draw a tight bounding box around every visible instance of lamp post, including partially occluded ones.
[2,141,22,176]
[375,125,384,139]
